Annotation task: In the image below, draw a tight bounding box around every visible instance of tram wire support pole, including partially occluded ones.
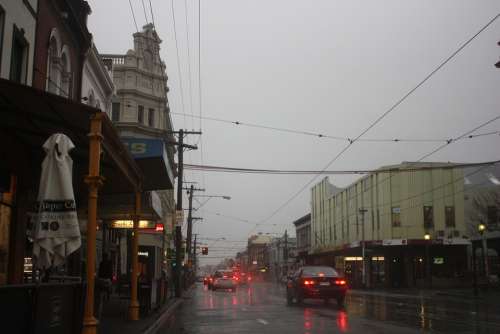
[171,129,201,298]
[184,186,204,287]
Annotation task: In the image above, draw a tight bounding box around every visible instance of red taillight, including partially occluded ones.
[248,276,252,281]
[223,275,227,279]
[303,280,315,286]
[209,278,213,282]
[233,276,239,281]
[334,279,346,286]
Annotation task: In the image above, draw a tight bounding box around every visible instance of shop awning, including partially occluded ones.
[98,191,162,222]
[0,79,143,195]
[121,137,174,191]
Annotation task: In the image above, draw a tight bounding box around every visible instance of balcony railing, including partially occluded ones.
[101,54,125,65]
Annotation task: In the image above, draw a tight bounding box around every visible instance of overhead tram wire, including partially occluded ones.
[128,0,139,32]
[148,0,157,28]
[197,0,202,138]
[141,0,149,23]
[417,115,500,161]
[171,111,500,144]
[250,13,500,235]
[184,0,195,130]
[183,159,500,175]
[170,0,187,128]
[196,0,206,197]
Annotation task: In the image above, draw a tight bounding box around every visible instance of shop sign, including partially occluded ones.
[383,239,407,246]
[111,220,156,229]
[122,138,165,159]
[138,251,149,257]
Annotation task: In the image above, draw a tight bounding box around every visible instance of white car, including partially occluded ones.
[212,270,237,292]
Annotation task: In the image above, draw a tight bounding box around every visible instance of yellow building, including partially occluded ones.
[310,162,469,289]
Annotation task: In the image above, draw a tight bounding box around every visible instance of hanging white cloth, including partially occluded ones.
[33,133,81,268]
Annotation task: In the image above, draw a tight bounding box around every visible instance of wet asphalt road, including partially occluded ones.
[161,282,500,334]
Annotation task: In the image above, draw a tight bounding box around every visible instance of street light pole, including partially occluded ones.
[359,208,367,288]
[478,223,489,286]
[472,241,478,296]
[424,233,432,289]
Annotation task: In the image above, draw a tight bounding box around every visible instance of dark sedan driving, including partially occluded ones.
[286,266,347,307]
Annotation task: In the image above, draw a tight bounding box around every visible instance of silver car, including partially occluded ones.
[212,270,237,292]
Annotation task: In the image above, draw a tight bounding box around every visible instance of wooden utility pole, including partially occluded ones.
[173,129,201,297]
[185,186,204,261]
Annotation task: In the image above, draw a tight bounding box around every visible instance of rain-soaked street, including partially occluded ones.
[161,282,500,334]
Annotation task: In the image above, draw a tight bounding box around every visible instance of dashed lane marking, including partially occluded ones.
[257,318,269,325]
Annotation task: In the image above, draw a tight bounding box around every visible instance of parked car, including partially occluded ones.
[286,266,347,307]
[212,270,237,292]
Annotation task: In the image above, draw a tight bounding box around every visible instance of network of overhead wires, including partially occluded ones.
[171,111,500,144]
[248,12,500,236]
[184,160,500,175]
[127,3,500,262]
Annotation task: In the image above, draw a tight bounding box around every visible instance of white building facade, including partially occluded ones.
[0,0,37,85]
[101,24,176,296]
[81,44,114,114]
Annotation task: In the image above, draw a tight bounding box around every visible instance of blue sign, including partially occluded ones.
[121,137,165,159]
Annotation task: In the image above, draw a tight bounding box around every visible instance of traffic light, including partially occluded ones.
[201,247,208,255]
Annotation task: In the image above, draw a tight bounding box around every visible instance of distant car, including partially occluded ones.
[212,270,237,292]
[286,266,347,307]
[203,276,211,285]
[238,272,252,285]
[207,274,215,289]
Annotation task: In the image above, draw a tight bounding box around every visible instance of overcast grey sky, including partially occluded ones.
[87,0,500,264]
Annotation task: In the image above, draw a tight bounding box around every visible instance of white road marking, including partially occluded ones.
[257,318,269,325]
[241,307,248,311]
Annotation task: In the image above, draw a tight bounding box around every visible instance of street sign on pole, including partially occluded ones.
[175,210,184,226]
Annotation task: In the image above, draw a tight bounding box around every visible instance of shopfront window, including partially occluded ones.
[391,207,401,227]
[423,206,434,229]
[445,206,455,228]
[487,206,498,227]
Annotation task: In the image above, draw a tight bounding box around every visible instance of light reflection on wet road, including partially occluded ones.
[161,282,500,334]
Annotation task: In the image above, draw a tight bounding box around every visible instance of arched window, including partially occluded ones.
[60,46,72,98]
[47,35,60,94]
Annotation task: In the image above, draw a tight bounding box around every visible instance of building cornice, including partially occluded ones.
[117,88,167,103]
[112,64,168,81]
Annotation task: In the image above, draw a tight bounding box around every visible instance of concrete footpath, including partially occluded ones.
[98,289,191,334]
[348,287,500,304]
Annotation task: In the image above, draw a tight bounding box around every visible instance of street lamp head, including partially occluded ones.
[478,223,486,233]
[424,233,431,241]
